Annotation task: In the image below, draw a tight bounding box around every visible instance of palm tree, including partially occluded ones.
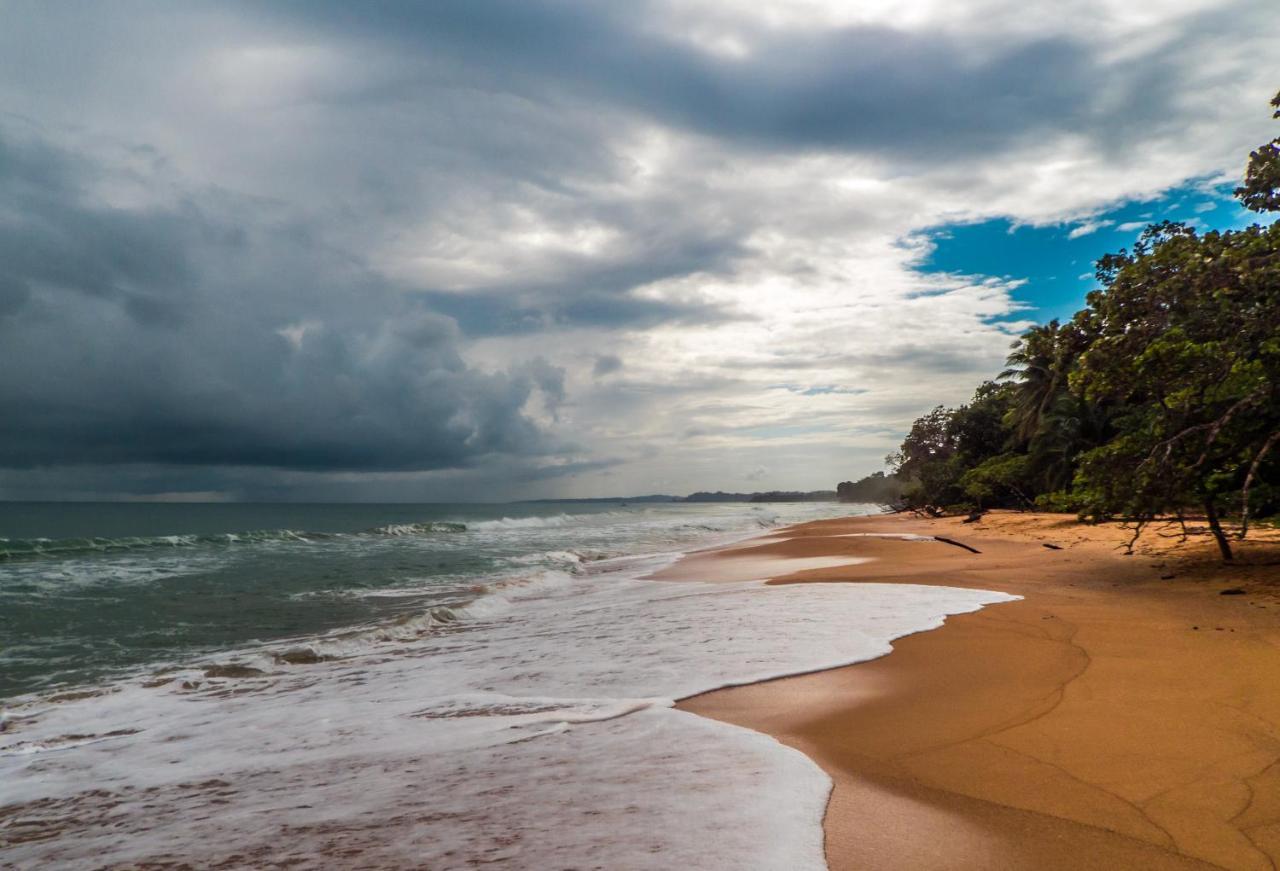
[1028,390,1114,492]
[1001,320,1073,443]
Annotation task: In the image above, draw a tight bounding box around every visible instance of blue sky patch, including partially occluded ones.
[919,181,1259,322]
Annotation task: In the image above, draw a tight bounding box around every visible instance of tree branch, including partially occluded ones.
[1140,384,1267,471]
[1192,384,1268,469]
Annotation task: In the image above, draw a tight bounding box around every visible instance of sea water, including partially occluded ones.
[0,501,1016,868]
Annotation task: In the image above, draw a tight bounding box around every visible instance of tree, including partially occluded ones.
[1002,320,1075,442]
[961,453,1033,509]
[887,405,953,480]
[888,383,1020,510]
[836,472,905,504]
[1001,315,1111,497]
[1071,221,1280,560]
[1236,90,1280,213]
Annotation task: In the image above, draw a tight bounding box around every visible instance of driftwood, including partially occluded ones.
[933,536,981,554]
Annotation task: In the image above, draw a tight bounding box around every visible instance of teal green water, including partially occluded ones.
[0,501,853,700]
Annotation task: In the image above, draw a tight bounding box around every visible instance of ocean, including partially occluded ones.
[0,501,1016,868]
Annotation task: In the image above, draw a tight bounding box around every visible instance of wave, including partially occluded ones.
[0,520,476,561]
[0,513,622,562]
[252,569,582,666]
[468,514,584,531]
[504,549,587,566]
[1,505,803,564]
[365,521,468,536]
[0,564,1016,868]
[0,528,332,561]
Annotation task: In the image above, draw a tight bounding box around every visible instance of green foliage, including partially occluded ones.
[960,453,1032,508]
[883,89,1280,555]
[886,382,1017,510]
[1071,220,1280,557]
[1033,490,1082,513]
[1235,90,1280,213]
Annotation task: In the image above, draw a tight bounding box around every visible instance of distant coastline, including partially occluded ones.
[522,490,844,504]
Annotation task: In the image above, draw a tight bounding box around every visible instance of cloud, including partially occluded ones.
[249,1,1233,163]
[772,384,868,396]
[593,354,624,377]
[0,126,565,476]
[1067,219,1115,239]
[0,0,1276,497]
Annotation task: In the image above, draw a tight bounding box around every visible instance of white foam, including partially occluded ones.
[503,548,586,566]
[468,513,585,530]
[1,533,1017,869]
[0,552,221,600]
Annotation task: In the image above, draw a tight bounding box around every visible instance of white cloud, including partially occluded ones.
[1067,219,1115,239]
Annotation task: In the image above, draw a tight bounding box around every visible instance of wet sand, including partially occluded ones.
[670,512,1280,870]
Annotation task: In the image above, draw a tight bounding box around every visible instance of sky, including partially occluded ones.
[0,0,1277,502]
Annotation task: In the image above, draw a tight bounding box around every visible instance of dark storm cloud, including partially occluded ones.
[422,288,733,337]
[254,0,1182,159]
[0,454,627,502]
[0,134,205,325]
[0,127,564,472]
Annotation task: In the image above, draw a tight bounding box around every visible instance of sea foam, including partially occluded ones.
[1,529,1017,869]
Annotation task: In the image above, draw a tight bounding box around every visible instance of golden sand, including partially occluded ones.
[672,512,1280,870]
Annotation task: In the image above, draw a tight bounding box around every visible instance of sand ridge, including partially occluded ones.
[676,511,1280,871]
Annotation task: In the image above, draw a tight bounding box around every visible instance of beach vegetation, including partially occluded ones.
[1236,89,1280,213]
[887,90,1280,560]
[836,472,905,503]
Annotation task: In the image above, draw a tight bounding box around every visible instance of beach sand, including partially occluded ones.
[668,512,1280,870]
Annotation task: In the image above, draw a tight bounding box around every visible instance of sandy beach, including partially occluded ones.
[669,512,1280,870]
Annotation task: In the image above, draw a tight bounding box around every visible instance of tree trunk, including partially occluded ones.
[1204,499,1233,562]
[1240,430,1279,539]
[1011,485,1035,511]
[1124,519,1147,555]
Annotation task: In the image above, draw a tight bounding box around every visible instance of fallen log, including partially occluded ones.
[933,536,981,554]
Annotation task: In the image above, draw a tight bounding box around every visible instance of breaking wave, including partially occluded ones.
[0,529,329,560]
[258,569,584,666]
[0,505,816,563]
[468,514,584,530]
[0,521,475,561]
[365,521,468,536]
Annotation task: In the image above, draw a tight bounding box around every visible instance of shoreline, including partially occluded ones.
[673,511,1280,870]
[0,502,969,869]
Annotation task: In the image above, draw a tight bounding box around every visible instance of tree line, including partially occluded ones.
[886,90,1280,561]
